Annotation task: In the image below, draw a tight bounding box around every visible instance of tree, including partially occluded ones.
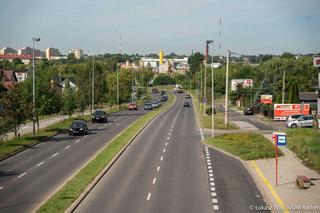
[62,80,76,117]
[288,81,299,103]
[188,52,204,74]
[153,74,176,85]
[1,84,32,138]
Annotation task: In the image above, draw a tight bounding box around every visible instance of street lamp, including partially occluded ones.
[204,40,214,115]
[32,37,40,136]
[92,54,95,113]
[210,41,215,138]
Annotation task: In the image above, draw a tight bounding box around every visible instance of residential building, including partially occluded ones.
[0,54,32,64]
[18,47,32,56]
[14,70,29,82]
[68,48,83,59]
[59,78,78,92]
[46,48,61,60]
[0,47,17,55]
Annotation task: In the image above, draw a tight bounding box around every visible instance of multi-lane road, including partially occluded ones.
[0,108,146,212]
[0,93,270,213]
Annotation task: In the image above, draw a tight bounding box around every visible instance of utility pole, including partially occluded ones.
[200,64,203,113]
[117,64,119,109]
[225,50,229,126]
[211,41,215,138]
[32,37,40,136]
[282,71,286,104]
[92,54,95,113]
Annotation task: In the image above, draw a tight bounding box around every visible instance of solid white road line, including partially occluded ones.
[152,178,157,184]
[160,156,163,161]
[36,162,44,167]
[157,166,160,171]
[17,172,27,179]
[147,193,152,201]
[51,153,58,158]
[65,146,70,150]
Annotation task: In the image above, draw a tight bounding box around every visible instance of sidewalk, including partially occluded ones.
[203,119,320,212]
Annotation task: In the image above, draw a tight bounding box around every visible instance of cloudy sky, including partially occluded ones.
[0,0,319,55]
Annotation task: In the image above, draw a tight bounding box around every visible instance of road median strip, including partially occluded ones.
[36,95,175,213]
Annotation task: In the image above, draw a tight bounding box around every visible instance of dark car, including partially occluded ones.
[243,107,254,115]
[69,120,88,136]
[160,90,166,96]
[92,110,108,123]
[185,94,191,99]
[152,88,159,93]
[183,101,190,107]
[161,95,168,102]
[144,101,153,110]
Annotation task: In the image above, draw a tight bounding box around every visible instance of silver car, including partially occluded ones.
[286,114,302,122]
[286,115,314,128]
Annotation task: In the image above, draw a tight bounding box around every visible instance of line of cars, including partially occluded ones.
[144,89,168,110]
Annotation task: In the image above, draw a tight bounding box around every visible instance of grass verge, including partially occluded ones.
[205,133,282,160]
[190,91,238,130]
[0,108,121,161]
[286,128,320,172]
[37,95,174,213]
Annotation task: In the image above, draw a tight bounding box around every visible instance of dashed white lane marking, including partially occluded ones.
[207,162,211,165]
[210,178,214,181]
[104,124,107,126]
[147,193,152,201]
[167,137,170,141]
[205,146,219,210]
[160,156,163,161]
[152,178,157,184]
[165,142,168,146]
[84,135,88,138]
[36,162,44,167]
[51,153,58,158]
[210,187,216,191]
[211,192,217,196]
[210,182,215,186]
[212,198,218,203]
[208,166,212,169]
[200,128,205,141]
[65,146,70,150]
[208,169,213,173]
[163,149,166,153]
[157,166,160,171]
[213,205,219,210]
[17,172,27,179]
[75,139,80,143]
[116,123,120,126]
[168,132,171,136]
[98,127,102,129]
[0,186,3,190]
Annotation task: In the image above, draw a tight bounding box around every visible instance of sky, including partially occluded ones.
[0,0,319,55]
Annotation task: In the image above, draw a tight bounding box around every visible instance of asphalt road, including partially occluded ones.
[0,107,147,213]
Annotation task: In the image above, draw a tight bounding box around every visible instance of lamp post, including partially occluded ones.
[282,71,285,104]
[225,50,230,126]
[210,41,215,138]
[205,40,214,115]
[92,54,95,113]
[32,37,40,136]
[117,63,119,109]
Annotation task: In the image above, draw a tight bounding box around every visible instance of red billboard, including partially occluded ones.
[274,104,310,120]
[261,95,272,104]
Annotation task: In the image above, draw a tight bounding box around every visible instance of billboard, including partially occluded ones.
[313,55,320,68]
[274,104,310,120]
[261,95,272,104]
[231,79,253,91]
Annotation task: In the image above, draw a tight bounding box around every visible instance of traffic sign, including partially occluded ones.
[277,134,286,146]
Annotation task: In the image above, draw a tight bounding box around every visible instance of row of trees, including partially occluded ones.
[0,56,154,140]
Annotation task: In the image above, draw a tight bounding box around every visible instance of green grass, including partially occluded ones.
[286,128,320,172]
[37,95,175,213]
[190,91,238,130]
[206,133,282,160]
[0,108,121,160]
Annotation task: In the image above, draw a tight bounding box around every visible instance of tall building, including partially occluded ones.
[159,49,164,65]
[68,48,83,59]
[0,47,17,55]
[46,48,61,60]
[18,47,32,55]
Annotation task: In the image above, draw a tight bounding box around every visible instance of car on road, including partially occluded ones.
[243,107,254,115]
[152,100,159,108]
[185,94,191,99]
[157,100,162,106]
[160,90,166,96]
[144,101,153,110]
[183,101,190,107]
[286,115,314,128]
[286,114,302,122]
[92,110,108,123]
[152,88,159,93]
[69,120,88,136]
[128,103,138,111]
[161,95,168,102]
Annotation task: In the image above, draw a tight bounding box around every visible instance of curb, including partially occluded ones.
[65,95,176,213]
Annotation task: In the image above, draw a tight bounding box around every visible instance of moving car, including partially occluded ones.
[128,103,138,111]
[161,95,168,102]
[69,120,88,136]
[152,88,159,93]
[185,94,191,99]
[243,107,254,115]
[160,90,166,96]
[157,100,162,106]
[152,100,159,108]
[144,101,153,110]
[286,115,314,128]
[92,110,108,123]
[183,101,190,107]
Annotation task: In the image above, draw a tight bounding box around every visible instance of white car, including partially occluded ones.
[286,114,302,122]
[286,115,314,128]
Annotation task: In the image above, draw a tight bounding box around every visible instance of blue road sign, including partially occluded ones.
[277,134,286,146]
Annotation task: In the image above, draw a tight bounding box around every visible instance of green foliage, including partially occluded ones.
[188,52,204,74]
[62,81,76,117]
[153,74,176,85]
[288,80,299,103]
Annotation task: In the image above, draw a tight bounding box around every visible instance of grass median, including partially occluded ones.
[37,95,175,213]
[205,133,282,160]
[286,128,320,172]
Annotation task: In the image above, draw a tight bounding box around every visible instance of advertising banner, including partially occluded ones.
[313,55,320,68]
[261,95,272,104]
[231,79,253,91]
[274,104,310,120]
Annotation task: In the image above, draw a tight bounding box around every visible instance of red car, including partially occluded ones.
[128,103,138,111]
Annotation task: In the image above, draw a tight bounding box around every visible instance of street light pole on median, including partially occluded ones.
[32,37,40,136]
[92,54,95,113]
[211,41,215,138]
[224,50,230,126]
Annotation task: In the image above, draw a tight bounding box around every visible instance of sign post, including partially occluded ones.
[273,132,286,186]
[313,55,320,116]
